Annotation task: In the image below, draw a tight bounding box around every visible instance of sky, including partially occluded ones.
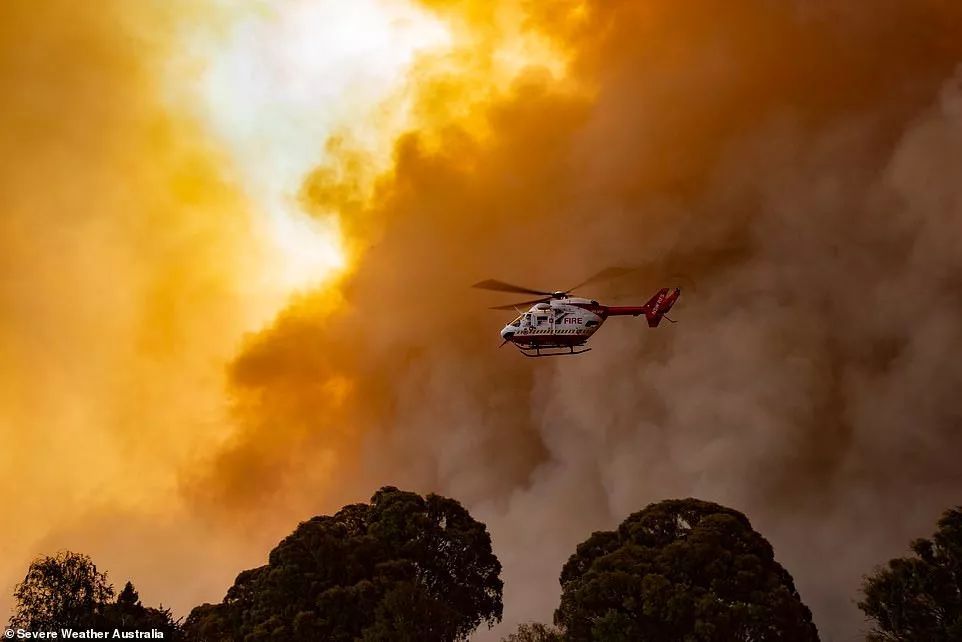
[3,1,962,640]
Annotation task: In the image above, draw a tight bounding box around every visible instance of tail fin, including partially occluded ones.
[643,287,681,327]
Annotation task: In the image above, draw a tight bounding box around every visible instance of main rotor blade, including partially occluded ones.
[605,273,697,301]
[472,279,553,296]
[488,296,551,310]
[566,266,636,293]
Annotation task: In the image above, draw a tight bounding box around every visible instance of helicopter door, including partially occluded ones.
[535,313,550,333]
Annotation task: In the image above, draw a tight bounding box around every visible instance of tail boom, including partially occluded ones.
[603,287,681,327]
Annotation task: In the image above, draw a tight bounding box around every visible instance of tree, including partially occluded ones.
[7,552,181,639]
[859,506,962,641]
[184,486,503,641]
[102,581,183,640]
[500,622,565,642]
[555,498,819,641]
[8,551,113,631]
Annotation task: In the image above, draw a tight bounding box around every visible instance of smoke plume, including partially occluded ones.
[5,2,962,641]
[0,0,283,618]
[190,2,962,639]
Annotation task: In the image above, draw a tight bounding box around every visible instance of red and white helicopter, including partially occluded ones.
[473,268,681,357]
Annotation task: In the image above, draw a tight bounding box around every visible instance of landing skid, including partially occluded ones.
[514,344,592,358]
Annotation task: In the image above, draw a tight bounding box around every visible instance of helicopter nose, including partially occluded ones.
[500,327,514,341]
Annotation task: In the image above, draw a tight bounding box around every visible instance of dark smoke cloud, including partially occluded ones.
[187,2,962,639]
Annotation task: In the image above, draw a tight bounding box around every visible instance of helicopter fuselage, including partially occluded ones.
[500,298,605,348]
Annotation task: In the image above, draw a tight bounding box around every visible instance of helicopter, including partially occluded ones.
[472,268,681,357]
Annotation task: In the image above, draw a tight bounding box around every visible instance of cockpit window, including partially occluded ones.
[510,315,522,327]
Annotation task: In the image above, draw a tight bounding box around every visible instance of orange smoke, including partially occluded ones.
[0,0,327,618]
[191,1,962,639]
[6,2,962,641]
[0,0,556,620]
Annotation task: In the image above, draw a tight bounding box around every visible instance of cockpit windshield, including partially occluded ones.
[510,315,523,327]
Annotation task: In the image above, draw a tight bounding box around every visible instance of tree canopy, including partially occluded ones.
[500,622,565,642]
[101,581,183,639]
[184,486,503,641]
[7,552,181,638]
[8,551,113,631]
[555,498,819,641]
[859,506,962,641]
